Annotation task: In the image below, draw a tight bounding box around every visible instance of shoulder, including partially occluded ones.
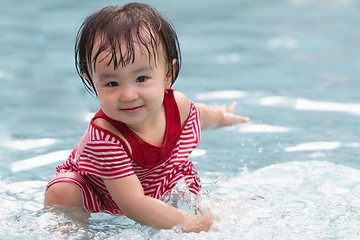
[93,118,119,135]
[92,118,132,153]
[172,90,191,125]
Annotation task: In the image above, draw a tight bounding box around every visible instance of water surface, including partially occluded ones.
[1,0,359,239]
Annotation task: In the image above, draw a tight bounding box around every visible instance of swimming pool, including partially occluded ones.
[1,0,359,239]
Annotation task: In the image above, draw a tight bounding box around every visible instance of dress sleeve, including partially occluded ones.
[181,101,201,144]
[78,140,135,179]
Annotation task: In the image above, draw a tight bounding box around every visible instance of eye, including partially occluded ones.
[107,81,119,87]
[136,76,147,83]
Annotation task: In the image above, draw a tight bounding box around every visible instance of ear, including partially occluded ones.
[82,73,90,81]
[82,73,95,89]
[82,73,98,95]
[165,59,178,88]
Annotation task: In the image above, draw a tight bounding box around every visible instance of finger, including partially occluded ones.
[238,116,250,123]
[227,101,237,113]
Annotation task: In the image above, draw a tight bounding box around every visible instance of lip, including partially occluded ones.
[120,105,143,113]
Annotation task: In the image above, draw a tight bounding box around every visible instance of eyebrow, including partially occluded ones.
[132,65,153,74]
[98,72,118,79]
[98,66,153,79]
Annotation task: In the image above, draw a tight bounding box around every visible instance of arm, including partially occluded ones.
[93,116,212,232]
[196,101,249,130]
[172,90,249,130]
[103,175,212,232]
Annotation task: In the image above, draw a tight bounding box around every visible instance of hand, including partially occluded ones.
[180,211,213,233]
[213,101,249,128]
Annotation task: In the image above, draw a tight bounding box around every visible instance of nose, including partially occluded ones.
[119,85,138,102]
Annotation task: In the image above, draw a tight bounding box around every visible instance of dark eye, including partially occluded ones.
[136,76,147,83]
[107,82,119,87]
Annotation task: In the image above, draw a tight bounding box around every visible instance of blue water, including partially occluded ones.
[1,0,359,239]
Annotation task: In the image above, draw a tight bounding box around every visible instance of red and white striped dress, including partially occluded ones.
[47,89,201,215]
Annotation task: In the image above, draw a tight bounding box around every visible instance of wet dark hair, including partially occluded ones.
[75,3,181,95]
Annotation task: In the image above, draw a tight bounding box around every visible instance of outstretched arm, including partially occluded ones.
[103,175,212,232]
[196,101,249,130]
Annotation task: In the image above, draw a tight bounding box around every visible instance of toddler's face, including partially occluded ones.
[88,37,172,129]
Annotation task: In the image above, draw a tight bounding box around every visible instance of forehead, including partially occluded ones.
[90,28,166,73]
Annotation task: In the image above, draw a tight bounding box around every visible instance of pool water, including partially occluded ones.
[1,0,359,239]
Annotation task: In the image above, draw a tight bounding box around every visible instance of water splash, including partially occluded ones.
[1,161,360,239]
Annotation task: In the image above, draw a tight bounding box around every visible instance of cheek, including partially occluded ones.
[144,90,164,105]
[97,97,106,111]
[97,93,112,108]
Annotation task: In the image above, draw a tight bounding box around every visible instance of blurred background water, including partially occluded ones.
[0,0,359,239]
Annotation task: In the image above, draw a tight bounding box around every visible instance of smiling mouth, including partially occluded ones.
[121,105,143,113]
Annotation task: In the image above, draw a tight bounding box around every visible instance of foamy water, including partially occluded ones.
[1,160,359,239]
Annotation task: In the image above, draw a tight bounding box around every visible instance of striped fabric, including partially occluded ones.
[47,101,201,215]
